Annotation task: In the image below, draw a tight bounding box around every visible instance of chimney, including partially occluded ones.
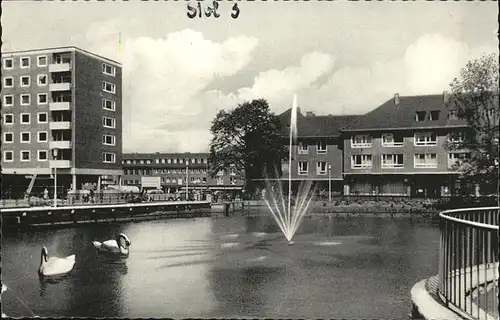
[394,93,400,106]
[305,111,315,117]
[443,90,449,104]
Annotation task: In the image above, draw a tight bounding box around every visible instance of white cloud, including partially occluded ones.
[83,21,258,153]
[84,19,497,152]
[297,34,498,115]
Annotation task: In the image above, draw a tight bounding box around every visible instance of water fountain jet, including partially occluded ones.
[263,95,316,243]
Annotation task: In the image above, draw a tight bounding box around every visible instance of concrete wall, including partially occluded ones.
[1,52,51,169]
[73,51,122,170]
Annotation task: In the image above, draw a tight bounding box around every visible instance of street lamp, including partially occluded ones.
[52,148,59,207]
[328,164,332,202]
[185,158,189,201]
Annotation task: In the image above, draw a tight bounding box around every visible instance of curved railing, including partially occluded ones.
[438,207,499,320]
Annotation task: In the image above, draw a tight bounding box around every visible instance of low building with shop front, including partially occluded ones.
[121,152,244,198]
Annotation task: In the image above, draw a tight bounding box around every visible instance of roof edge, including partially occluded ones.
[341,125,469,133]
[3,46,122,66]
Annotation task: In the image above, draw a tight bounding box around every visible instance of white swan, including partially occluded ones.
[92,233,132,257]
[38,246,76,278]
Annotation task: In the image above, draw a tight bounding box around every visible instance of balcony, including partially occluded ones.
[50,160,71,168]
[50,140,71,149]
[50,121,71,130]
[49,82,71,91]
[49,63,71,73]
[49,102,71,111]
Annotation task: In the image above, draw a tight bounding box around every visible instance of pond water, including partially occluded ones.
[1,214,440,318]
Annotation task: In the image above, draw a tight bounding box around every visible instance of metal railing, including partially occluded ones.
[438,207,499,320]
[0,191,210,209]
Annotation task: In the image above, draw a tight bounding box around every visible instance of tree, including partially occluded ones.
[209,99,287,194]
[446,53,499,195]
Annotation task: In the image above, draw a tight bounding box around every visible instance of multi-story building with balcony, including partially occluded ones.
[277,109,357,194]
[1,46,122,196]
[121,152,244,196]
[340,93,470,197]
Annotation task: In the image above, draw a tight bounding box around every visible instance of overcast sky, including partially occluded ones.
[3,1,498,153]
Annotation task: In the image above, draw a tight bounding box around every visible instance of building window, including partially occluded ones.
[3,151,14,162]
[3,58,13,69]
[3,132,13,143]
[447,132,464,143]
[102,152,116,163]
[381,154,404,169]
[20,76,30,87]
[414,132,437,146]
[102,117,116,128]
[447,153,467,169]
[317,140,327,154]
[20,113,31,124]
[351,135,373,148]
[102,81,116,94]
[102,134,116,146]
[414,153,438,168]
[20,57,30,68]
[415,111,426,122]
[38,150,48,161]
[351,154,373,169]
[382,133,404,147]
[429,110,440,121]
[38,112,48,123]
[298,142,309,154]
[37,74,47,86]
[4,114,14,125]
[37,55,48,67]
[448,110,458,120]
[316,161,327,175]
[20,94,31,106]
[37,93,48,105]
[37,131,48,142]
[298,161,308,175]
[3,77,13,88]
[20,132,31,143]
[20,150,31,162]
[4,95,13,107]
[102,99,116,111]
[102,63,116,76]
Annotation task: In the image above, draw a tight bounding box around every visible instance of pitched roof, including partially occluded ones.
[278,108,358,138]
[342,94,468,132]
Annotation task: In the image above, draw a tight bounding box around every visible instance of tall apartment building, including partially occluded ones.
[121,152,244,195]
[340,93,470,197]
[1,47,123,195]
[277,109,357,194]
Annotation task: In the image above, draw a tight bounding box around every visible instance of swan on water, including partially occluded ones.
[38,246,76,278]
[92,233,132,257]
